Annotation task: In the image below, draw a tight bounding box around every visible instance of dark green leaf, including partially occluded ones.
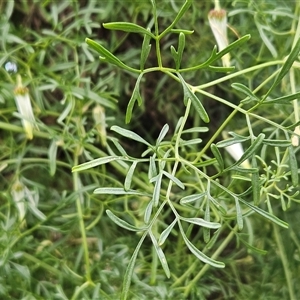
[86,38,140,73]
[125,74,143,123]
[103,22,155,38]
[177,73,209,123]
[140,30,152,70]
[251,156,260,205]
[264,38,300,99]
[238,198,289,228]
[288,146,298,187]
[211,143,224,171]
[227,133,265,170]
[231,83,259,101]
[263,91,300,104]
[262,139,291,147]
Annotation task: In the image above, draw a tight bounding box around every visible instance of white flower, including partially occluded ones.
[93,105,107,147]
[11,179,27,228]
[14,75,36,139]
[225,142,251,168]
[208,8,231,67]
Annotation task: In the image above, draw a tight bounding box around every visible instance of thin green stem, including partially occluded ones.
[273,223,295,300]
[73,152,92,283]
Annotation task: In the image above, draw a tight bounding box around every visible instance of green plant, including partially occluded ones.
[1,0,300,299]
[72,0,300,299]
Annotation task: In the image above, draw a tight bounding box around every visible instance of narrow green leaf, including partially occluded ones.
[159,219,177,246]
[217,136,250,148]
[206,228,222,249]
[234,197,243,230]
[288,146,298,187]
[216,34,251,62]
[170,45,178,69]
[203,203,210,243]
[72,156,121,172]
[106,210,145,232]
[265,38,300,98]
[144,200,153,224]
[125,74,143,124]
[263,139,291,147]
[238,198,289,228]
[179,223,225,268]
[228,133,265,170]
[149,232,170,278]
[48,139,58,176]
[162,170,185,190]
[94,187,147,196]
[86,38,140,73]
[152,172,162,207]
[231,83,259,101]
[180,216,220,229]
[177,73,209,123]
[180,138,203,146]
[110,138,128,156]
[148,154,157,180]
[170,28,194,35]
[263,91,300,104]
[140,30,152,70]
[211,143,224,171]
[181,127,209,134]
[103,22,155,38]
[124,161,138,191]
[239,238,267,255]
[160,0,193,38]
[251,156,260,205]
[121,234,147,300]
[111,125,151,146]
[177,32,185,69]
[156,124,169,146]
[180,193,206,205]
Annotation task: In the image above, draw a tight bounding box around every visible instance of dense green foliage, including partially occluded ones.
[0,1,299,299]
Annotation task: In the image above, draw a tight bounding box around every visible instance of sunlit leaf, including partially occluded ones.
[111,125,151,146]
[162,170,185,190]
[124,161,138,191]
[72,156,121,172]
[180,216,220,229]
[156,124,169,146]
